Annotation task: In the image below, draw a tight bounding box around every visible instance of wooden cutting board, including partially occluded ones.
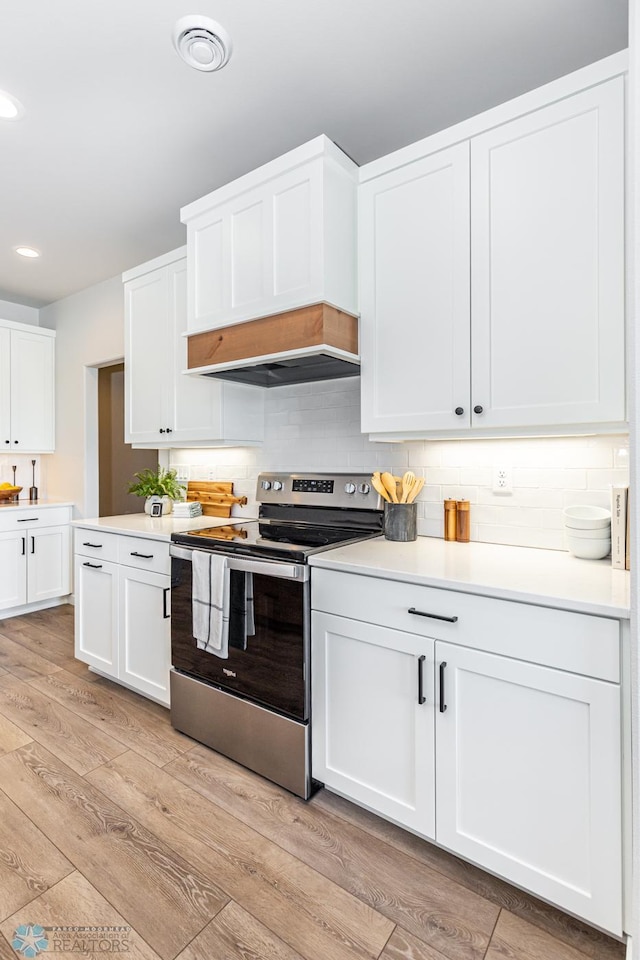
[186,481,248,518]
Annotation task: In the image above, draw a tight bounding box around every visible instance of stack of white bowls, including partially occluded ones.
[563,506,611,559]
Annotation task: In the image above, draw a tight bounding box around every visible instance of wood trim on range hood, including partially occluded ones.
[187,303,358,370]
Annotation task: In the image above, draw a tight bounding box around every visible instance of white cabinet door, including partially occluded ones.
[312,611,435,838]
[10,329,55,452]
[470,78,624,429]
[28,526,70,603]
[0,328,11,450]
[0,531,27,610]
[74,555,119,678]
[168,258,224,442]
[435,642,622,934]
[118,565,170,706]
[124,267,171,444]
[359,143,471,433]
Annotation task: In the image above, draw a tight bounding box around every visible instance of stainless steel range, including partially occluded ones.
[169,472,383,799]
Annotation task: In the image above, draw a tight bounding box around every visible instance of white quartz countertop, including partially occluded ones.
[0,499,74,509]
[71,513,255,542]
[309,536,630,619]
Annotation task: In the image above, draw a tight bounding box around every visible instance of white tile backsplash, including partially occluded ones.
[170,378,629,551]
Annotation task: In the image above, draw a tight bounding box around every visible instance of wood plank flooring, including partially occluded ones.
[0,605,626,960]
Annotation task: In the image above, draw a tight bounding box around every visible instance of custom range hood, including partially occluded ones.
[186,303,359,387]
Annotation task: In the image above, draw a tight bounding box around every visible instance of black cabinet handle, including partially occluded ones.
[4,440,9,444]
[163,587,170,619]
[82,541,103,548]
[439,661,448,713]
[159,428,166,434]
[21,537,25,556]
[83,561,103,569]
[473,405,484,415]
[166,427,172,434]
[408,607,458,624]
[131,551,154,559]
[13,440,18,444]
[17,518,38,523]
[30,537,35,554]
[454,407,464,416]
[417,654,426,705]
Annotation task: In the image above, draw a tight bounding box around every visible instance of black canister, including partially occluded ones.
[384,502,418,541]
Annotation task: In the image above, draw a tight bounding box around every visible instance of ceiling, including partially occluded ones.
[0,0,628,308]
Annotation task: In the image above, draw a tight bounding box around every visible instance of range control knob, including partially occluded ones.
[261,480,272,491]
[344,482,356,495]
[272,480,283,491]
[358,483,370,495]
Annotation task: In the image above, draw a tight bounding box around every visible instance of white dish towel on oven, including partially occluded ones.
[192,550,230,658]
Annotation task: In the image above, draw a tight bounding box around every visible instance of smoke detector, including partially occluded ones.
[172,15,233,72]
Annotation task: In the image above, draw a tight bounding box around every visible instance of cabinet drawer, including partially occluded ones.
[0,506,71,532]
[118,536,170,575]
[75,529,120,562]
[311,569,620,682]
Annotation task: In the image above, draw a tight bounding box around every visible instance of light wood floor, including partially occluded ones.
[0,605,625,960]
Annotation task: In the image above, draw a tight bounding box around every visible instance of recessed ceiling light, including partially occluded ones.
[0,90,25,120]
[14,246,40,259]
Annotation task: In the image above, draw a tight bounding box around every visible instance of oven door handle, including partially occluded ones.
[169,544,310,582]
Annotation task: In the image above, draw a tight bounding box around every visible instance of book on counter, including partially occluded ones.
[611,484,629,570]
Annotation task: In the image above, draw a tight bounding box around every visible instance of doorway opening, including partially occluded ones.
[98,363,157,516]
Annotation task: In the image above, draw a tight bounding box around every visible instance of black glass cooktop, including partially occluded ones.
[172,519,380,562]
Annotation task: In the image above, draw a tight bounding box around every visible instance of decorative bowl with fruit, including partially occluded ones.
[0,484,22,500]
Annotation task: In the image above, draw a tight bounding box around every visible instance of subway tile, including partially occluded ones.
[459,466,492,486]
[586,468,630,490]
[425,466,460,486]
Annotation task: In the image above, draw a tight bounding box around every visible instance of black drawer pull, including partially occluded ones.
[83,561,103,569]
[16,518,38,523]
[31,537,35,554]
[21,537,25,556]
[439,661,447,713]
[83,542,103,548]
[408,607,458,623]
[417,655,426,705]
[131,551,154,559]
[163,587,170,619]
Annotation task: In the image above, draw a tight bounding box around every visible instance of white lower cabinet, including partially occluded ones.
[312,612,435,838]
[311,569,623,935]
[118,566,171,704]
[435,643,621,934]
[74,530,171,706]
[0,508,71,615]
[74,556,119,678]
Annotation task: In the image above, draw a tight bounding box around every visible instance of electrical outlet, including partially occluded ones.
[207,469,217,481]
[492,466,513,494]
[174,466,189,482]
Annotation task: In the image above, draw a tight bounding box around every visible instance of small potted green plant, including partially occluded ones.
[127,466,185,516]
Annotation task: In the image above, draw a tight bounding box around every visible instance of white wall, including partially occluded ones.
[0,298,40,326]
[628,0,639,955]
[39,275,124,518]
[170,377,629,551]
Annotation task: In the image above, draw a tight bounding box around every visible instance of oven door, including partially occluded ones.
[170,544,310,722]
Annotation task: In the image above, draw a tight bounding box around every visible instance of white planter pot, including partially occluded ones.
[144,496,173,516]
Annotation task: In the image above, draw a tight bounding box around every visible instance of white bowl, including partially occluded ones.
[562,505,611,530]
[566,535,611,560]
[564,524,611,539]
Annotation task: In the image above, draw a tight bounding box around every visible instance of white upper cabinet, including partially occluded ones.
[181,136,358,334]
[0,322,55,453]
[470,79,624,429]
[359,66,625,437]
[360,143,471,433]
[124,249,264,447]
